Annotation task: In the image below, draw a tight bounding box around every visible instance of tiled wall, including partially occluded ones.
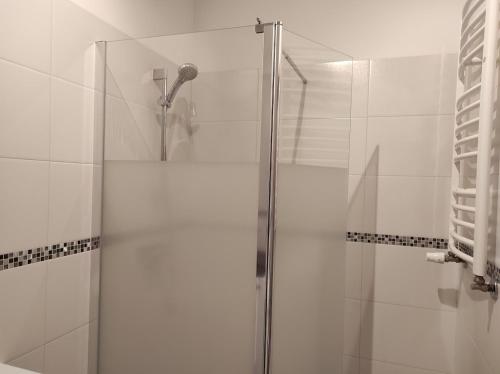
[344,54,461,374]
[450,26,500,374]
[0,0,194,373]
[192,0,462,60]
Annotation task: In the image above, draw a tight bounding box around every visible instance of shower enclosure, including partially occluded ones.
[98,22,353,374]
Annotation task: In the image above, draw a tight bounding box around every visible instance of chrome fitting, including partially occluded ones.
[471,275,498,298]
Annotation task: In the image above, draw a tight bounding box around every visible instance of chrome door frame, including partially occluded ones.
[254,20,282,374]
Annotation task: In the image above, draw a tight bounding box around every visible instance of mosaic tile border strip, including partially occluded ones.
[345,232,500,282]
[346,232,448,249]
[0,237,100,272]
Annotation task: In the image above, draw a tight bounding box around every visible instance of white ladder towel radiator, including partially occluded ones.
[427,0,499,295]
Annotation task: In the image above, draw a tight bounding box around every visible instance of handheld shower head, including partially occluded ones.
[178,63,198,82]
[165,63,198,108]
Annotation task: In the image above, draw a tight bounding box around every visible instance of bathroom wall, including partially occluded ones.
[450,10,500,372]
[194,3,470,374]
[343,53,460,374]
[0,0,194,373]
[193,0,462,59]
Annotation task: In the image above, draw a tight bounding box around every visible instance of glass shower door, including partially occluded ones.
[270,30,353,374]
[99,25,266,374]
[98,22,352,374]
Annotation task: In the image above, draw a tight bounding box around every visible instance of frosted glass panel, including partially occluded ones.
[99,26,263,374]
[270,30,352,374]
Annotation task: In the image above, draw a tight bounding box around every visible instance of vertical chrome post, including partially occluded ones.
[153,68,168,161]
[255,21,282,374]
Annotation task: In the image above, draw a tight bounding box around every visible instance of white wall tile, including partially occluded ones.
[347,175,365,232]
[351,60,369,118]
[0,263,46,363]
[192,69,259,122]
[363,176,447,237]
[0,159,49,254]
[344,298,361,357]
[89,249,101,321]
[454,319,494,374]
[343,355,360,374]
[8,347,45,373]
[50,78,97,163]
[349,118,367,175]
[281,61,352,119]
[91,166,103,237]
[45,252,92,341]
[432,177,451,238]
[279,118,350,168]
[361,244,459,310]
[48,162,93,243]
[435,116,454,177]
[0,0,51,72]
[438,53,458,115]
[0,60,50,160]
[105,38,181,109]
[360,359,447,374]
[345,242,363,299]
[104,95,158,161]
[360,301,455,373]
[88,320,99,374]
[365,116,452,177]
[52,0,124,88]
[368,55,442,116]
[44,325,90,374]
[191,121,258,162]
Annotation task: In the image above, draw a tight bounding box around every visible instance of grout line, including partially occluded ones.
[360,357,447,374]
[348,173,453,178]
[43,320,92,347]
[0,156,98,165]
[45,3,55,365]
[345,296,456,313]
[0,55,101,94]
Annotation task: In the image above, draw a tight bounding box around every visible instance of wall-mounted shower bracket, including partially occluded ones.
[153,68,168,160]
[153,68,168,107]
[471,275,498,298]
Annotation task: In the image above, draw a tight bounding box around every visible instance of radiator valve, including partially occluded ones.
[426,252,464,264]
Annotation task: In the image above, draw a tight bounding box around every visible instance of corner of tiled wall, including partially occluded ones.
[344,53,461,374]
[0,1,116,373]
